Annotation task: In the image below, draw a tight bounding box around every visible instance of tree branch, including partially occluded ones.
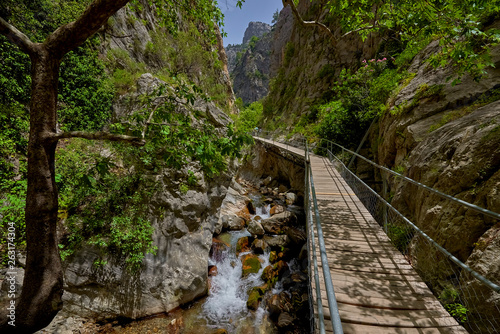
[53,131,145,146]
[0,17,36,54]
[45,0,130,56]
[340,23,379,38]
[282,0,335,41]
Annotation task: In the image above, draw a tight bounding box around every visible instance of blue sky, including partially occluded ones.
[219,0,283,46]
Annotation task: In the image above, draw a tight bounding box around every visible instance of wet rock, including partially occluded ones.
[212,329,228,334]
[285,193,297,205]
[277,312,295,328]
[237,206,251,222]
[241,254,263,277]
[247,285,266,310]
[283,272,308,290]
[298,244,308,262]
[236,236,251,256]
[262,176,273,186]
[278,184,288,193]
[209,238,229,262]
[224,215,246,231]
[251,238,269,254]
[263,235,289,249]
[269,251,285,264]
[216,182,252,234]
[261,260,289,286]
[267,291,293,317]
[270,205,285,216]
[286,227,307,247]
[208,265,218,277]
[261,211,297,234]
[247,201,256,215]
[247,220,265,237]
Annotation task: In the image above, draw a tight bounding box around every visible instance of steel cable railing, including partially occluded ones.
[318,137,500,333]
[253,132,500,333]
[253,132,343,333]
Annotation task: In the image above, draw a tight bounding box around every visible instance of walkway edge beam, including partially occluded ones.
[307,141,344,334]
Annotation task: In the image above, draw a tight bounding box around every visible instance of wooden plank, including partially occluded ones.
[256,139,467,334]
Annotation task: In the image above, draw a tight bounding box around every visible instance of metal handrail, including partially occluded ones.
[253,133,500,330]
[305,148,326,334]
[306,141,344,334]
[328,148,500,294]
[320,138,500,221]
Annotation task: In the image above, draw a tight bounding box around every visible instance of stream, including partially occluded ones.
[91,195,308,334]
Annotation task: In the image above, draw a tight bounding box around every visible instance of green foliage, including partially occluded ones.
[0,103,29,265]
[439,286,468,324]
[234,101,264,133]
[59,48,115,131]
[248,35,260,50]
[272,9,280,24]
[386,223,414,253]
[324,0,500,81]
[56,140,157,272]
[317,64,336,81]
[284,42,295,65]
[314,57,405,147]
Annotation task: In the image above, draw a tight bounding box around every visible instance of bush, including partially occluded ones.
[314,57,405,147]
[234,101,264,133]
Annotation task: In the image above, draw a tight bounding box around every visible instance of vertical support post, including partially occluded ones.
[382,171,388,233]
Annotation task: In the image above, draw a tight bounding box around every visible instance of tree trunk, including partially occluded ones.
[0,45,63,333]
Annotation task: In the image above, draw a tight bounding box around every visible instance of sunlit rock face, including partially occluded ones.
[226,22,272,104]
[59,73,234,321]
[367,40,500,332]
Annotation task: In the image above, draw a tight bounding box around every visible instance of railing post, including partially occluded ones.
[382,171,388,233]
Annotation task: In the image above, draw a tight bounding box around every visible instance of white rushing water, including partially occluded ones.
[201,207,274,332]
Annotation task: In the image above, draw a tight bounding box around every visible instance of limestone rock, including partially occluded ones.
[208,265,218,277]
[246,284,267,311]
[277,312,295,328]
[251,238,269,254]
[460,223,500,333]
[286,227,307,247]
[236,237,251,256]
[247,220,266,237]
[216,181,252,234]
[285,192,297,205]
[241,254,263,277]
[226,22,272,104]
[261,211,297,234]
[270,205,285,216]
[261,260,289,286]
[263,235,289,249]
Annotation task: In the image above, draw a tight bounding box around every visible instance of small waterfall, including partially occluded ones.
[254,204,271,220]
[202,228,273,332]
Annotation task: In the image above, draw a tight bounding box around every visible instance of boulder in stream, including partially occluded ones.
[261,211,297,234]
[247,220,265,237]
[251,238,269,254]
[261,260,289,286]
[236,236,252,255]
[241,254,263,277]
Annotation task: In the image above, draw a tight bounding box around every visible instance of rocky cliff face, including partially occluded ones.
[264,1,379,126]
[58,74,234,321]
[226,22,272,104]
[34,1,238,329]
[265,1,500,329]
[369,41,500,330]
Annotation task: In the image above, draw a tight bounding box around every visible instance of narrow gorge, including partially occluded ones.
[1,0,499,333]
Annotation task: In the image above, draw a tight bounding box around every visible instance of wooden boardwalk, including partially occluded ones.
[255,138,467,334]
